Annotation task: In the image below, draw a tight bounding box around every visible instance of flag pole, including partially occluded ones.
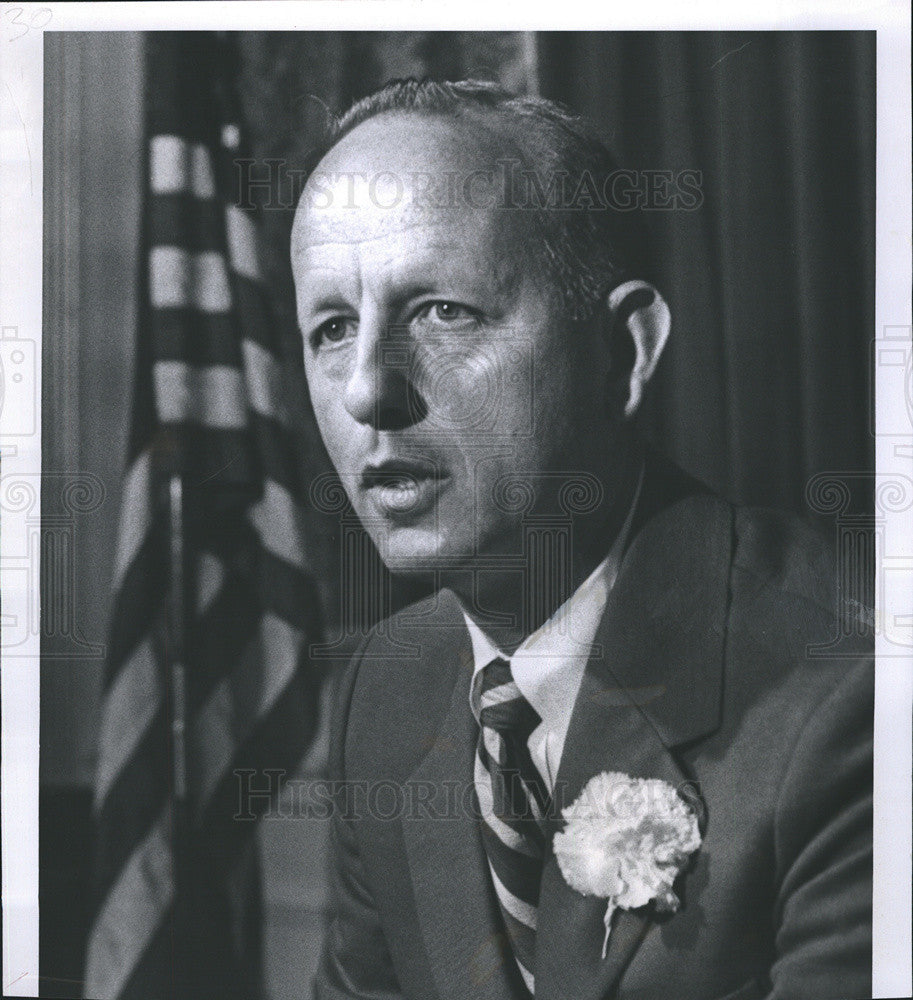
[166,470,191,997]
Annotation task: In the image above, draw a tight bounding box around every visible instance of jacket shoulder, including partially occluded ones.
[731,504,844,620]
[719,504,872,747]
[333,589,471,782]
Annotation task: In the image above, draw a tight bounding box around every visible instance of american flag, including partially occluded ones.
[85,33,323,999]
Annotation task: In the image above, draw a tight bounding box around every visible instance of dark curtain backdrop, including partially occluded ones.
[539,32,875,513]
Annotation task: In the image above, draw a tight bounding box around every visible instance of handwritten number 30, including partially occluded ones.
[4,8,53,41]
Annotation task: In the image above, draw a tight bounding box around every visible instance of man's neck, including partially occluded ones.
[449,438,643,655]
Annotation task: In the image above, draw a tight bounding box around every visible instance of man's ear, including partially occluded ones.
[606,280,671,418]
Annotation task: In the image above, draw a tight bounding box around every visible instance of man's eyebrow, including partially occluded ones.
[301,282,452,321]
[300,292,352,316]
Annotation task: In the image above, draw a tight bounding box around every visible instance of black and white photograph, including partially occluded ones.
[1,5,911,1000]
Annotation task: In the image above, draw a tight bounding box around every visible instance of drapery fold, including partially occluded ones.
[538,31,874,511]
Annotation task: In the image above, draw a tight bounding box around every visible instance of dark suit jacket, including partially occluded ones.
[314,455,873,1000]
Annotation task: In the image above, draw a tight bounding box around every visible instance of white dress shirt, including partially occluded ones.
[464,466,643,791]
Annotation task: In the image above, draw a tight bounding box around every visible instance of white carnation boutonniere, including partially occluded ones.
[552,771,702,958]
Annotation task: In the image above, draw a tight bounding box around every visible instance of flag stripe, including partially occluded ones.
[85,815,173,1000]
[190,569,260,712]
[190,678,235,818]
[148,194,225,253]
[111,451,153,592]
[114,908,173,1000]
[149,135,216,198]
[248,479,306,568]
[153,360,248,429]
[259,547,324,633]
[196,551,226,614]
[94,708,169,905]
[149,247,233,313]
[199,663,318,872]
[258,613,304,716]
[147,198,265,275]
[241,338,290,425]
[94,639,161,810]
[249,410,303,496]
[232,272,277,351]
[148,308,243,367]
[104,532,167,688]
[226,204,261,281]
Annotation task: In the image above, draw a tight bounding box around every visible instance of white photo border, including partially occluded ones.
[1,2,909,997]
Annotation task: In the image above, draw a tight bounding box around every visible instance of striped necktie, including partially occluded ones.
[475,657,551,996]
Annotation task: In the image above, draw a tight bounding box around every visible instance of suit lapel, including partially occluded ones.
[535,484,734,1000]
[399,609,527,1000]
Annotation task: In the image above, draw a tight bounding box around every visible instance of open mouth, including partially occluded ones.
[360,459,448,515]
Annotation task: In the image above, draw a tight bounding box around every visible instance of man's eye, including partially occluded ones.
[313,317,353,347]
[418,301,479,327]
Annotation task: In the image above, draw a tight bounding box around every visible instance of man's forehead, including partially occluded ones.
[293,191,490,256]
[293,204,524,305]
[292,112,518,250]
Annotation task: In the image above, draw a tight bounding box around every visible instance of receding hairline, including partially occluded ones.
[293,108,545,272]
[303,105,533,191]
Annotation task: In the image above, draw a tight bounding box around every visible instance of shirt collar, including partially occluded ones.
[463,462,644,730]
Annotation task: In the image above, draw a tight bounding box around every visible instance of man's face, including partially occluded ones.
[292,114,616,574]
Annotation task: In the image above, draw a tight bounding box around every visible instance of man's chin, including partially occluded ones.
[371,524,473,576]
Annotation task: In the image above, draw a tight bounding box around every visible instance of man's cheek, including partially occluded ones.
[310,386,344,431]
[313,412,353,473]
[415,344,512,436]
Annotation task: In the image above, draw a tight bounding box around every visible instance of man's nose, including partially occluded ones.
[343,326,427,431]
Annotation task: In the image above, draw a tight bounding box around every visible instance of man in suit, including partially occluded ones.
[291,80,872,1000]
